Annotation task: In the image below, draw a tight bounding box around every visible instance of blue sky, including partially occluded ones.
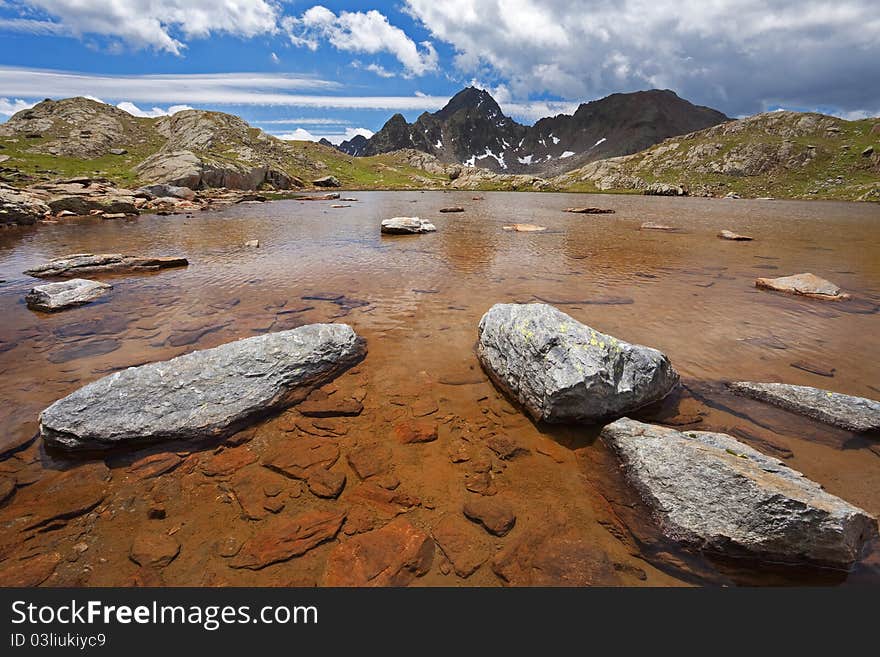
[1,1,878,142]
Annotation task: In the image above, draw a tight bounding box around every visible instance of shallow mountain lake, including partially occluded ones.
[0,191,879,586]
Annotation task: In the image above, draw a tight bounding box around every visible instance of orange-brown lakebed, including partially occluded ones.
[0,191,878,586]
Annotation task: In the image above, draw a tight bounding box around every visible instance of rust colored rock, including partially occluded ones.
[323,518,434,586]
[463,496,516,536]
[127,452,182,479]
[297,398,363,417]
[306,468,346,499]
[2,462,110,530]
[200,445,258,477]
[486,435,529,460]
[230,510,346,570]
[231,468,287,520]
[130,532,181,568]
[347,442,392,479]
[0,476,15,506]
[262,437,339,479]
[0,552,61,586]
[348,483,419,519]
[394,420,438,444]
[432,514,491,578]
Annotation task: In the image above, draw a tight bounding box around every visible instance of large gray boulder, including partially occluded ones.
[0,183,50,225]
[729,382,880,432]
[40,324,365,450]
[601,418,878,567]
[380,217,437,234]
[25,253,188,278]
[25,278,112,312]
[477,303,679,423]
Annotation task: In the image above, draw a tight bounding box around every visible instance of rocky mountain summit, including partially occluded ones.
[338,87,728,175]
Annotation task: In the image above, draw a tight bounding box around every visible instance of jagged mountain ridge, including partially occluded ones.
[338,87,729,174]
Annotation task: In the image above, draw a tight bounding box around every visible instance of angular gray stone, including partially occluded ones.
[25,278,112,312]
[0,183,50,225]
[25,253,188,278]
[40,324,366,450]
[380,217,437,234]
[601,418,878,567]
[729,382,880,432]
[136,184,196,201]
[477,303,679,423]
[312,175,341,188]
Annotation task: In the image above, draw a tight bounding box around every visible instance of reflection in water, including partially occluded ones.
[0,191,879,586]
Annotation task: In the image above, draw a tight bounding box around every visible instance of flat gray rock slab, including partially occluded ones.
[602,418,878,567]
[380,217,436,234]
[729,381,880,432]
[477,303,679,423]
[40,324,365,450]
[25,278,112,312]
[25,253,188,278]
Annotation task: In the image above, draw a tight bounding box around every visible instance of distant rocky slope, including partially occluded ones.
[338,87,728,175]
[552,111,880,201]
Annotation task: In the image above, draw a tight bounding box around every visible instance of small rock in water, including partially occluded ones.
[755,273,850,300]
[563,207,615,214]
[790,360,836,377]
[502,223,546,232]
[640,222,675,231]
[477,303,679,423]
[728,382,880,432]
[25,278,112,312]
[40,324,365,450]
[25,253,188,278]
[380,217,437,234]
[602,418,878,567]
[439,206,464,213]
[244,239,260,248]
[463,496,516,536]
[718,229,753,241]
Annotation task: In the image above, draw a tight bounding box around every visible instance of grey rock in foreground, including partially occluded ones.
[25,253,188,278]
[729,382,880,432]
[380,217,437,234]
[602,418,878,567]
[477,303,679,423]
[40,324,365,450]
[25,278,112,312]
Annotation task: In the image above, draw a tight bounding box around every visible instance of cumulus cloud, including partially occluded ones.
[4,0,279,54]
[284,6,438,76]
[0,97,36,116]
[275,126,374,144]
[116,101,193,117]
[404,0,880,116]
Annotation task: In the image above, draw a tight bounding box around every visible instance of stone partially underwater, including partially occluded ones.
[25,278,112,312]
[477,303,679,423]
[602,418,878,567]
[39,324,366,450]
[25,253,188,278]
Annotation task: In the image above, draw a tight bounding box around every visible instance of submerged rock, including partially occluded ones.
[25,253,188,278]
[755,273,849,300]
[718,229,753,241]
[477,303,679,423]
[380,217,437,234]
[563,207,615,214]
[640,221,675,231]
[40,324,366,450]
[601,418,878,567]
[728,382,880,432]
[503,223,546,232]
[25,278,112,312]
[439,206,464,213]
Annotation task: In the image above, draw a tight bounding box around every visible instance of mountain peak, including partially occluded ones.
[435,86,503,120]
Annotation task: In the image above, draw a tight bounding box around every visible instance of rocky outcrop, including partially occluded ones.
[380,217,437,234]
[134,150,292,191]
[601,418,878,567]
[136,184,196,201]
[755,273,850,300]
[39,324,366,449]
[643,182,688,196]
[477,303,679,423]
[728,382,880,432]
[30,180,139,215]
[25,278,112,312]
[0,183,50,224]
[312,175,340,188]
[25,253,188,278]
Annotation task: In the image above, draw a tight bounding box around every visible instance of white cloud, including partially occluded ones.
[270,52,280,64]
[405,0,880,116]
[254,118,351,125]
[0,65,449,110]
[284,7,438,76]
[352,61,396,78]
[274,126,374,144]
[116,101,193,117]
[7,0,279,54]
[0,97,36,116]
